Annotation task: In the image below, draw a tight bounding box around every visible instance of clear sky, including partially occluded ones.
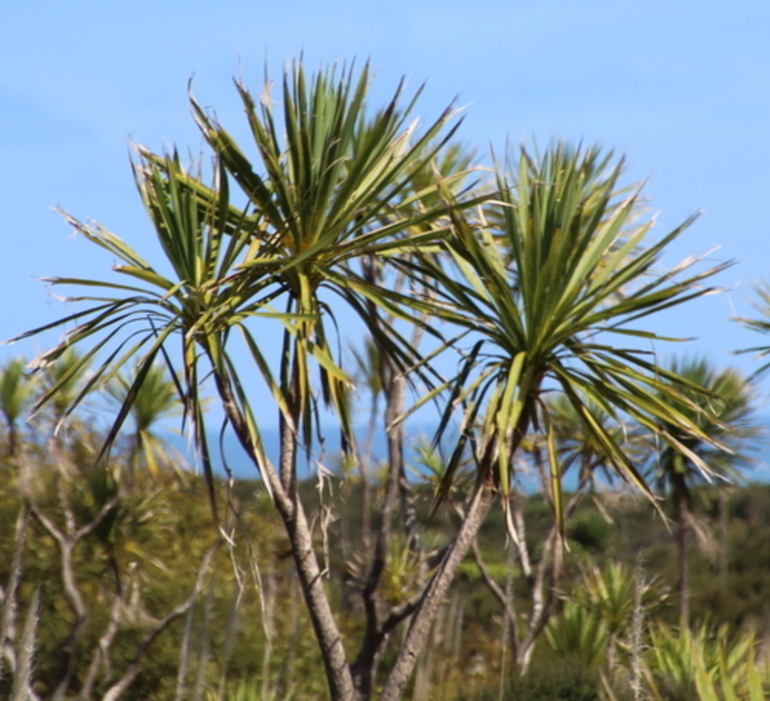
[2,0,770,408]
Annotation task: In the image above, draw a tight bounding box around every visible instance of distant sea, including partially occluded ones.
[166,423,442,482]
[166,418,770,486]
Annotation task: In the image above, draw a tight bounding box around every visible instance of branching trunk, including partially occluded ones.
[379,479,494,701]
[30,488,119,701]
[516,529,561,673]
[352,329,433,698]
[77,593,122,701]
[471,541,519,663]
[473,474,588,677]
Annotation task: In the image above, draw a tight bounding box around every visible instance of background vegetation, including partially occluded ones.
[1,357,770,699]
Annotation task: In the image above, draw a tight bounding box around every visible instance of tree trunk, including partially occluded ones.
[279,422,357,701]
[379,480,494,701]
[213,368,357,701]
[718,487,728,596]
[674,479,691,629]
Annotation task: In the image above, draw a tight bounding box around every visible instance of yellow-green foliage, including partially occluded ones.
[0,448,328,700]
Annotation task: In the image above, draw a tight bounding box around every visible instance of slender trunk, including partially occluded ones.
[11,588,39,701]
[382,366,405,548]
[360,395,379,549]
[629,556,646,701]
[0,503,29,683]
[499,538,516,701]
[281,422,356,700]
[50,545,87,701]
[674,480,691,629]
[379,480,494,701]
[212,368,356,701]
[514,474,586,674]
[718,487,728,597]
[78,594,122,701]
[279,410,298,495]
[400,468,421,557]
[175,594,196,701]
[515,529,560,674]
[217,581,244,697]
[677,513,690,629]
[350,358,406,700]
[7,423,17,460]
[31,481,120,700]
[191,584,215,701]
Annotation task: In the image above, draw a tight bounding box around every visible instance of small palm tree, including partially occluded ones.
[36,347,91,434]
[420,143,725,518]
[547,393,648,493]
[566,560,668,671]
[545,600,610,670]
[109,363,183,487]
[644,622,768,701]
[0,358,37,459]
[650,357,762,628]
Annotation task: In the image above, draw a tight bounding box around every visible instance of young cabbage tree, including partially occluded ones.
[108,363,184,487]
[649,358,760,627]
[0,359,37,459]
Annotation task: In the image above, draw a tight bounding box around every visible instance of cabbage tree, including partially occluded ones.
[12,61,478,701]
[650,358,760,627]
[379,143,728,700]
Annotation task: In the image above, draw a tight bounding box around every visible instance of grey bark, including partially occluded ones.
[213,369,357,701]
[0,503,30,683]
[102,540,220,701]
[379,480,494,701]
[31,490,119,701]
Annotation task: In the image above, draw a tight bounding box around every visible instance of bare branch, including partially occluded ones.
[0,503,30,683]
[101,538,222,701]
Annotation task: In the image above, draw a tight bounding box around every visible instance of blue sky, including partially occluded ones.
[2,0,770,414]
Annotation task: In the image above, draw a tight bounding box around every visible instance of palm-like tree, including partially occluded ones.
[37,347,90,432]
[566,560,668,671]
[548,393,646,491]
[0,358,37,459]
[650,357,761,627]
[378,143,728,700]
[13,62,481,701]
[423,144,725,506]
[13,66,729,700]
[109,363,183,487]
[645,622,767,701]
